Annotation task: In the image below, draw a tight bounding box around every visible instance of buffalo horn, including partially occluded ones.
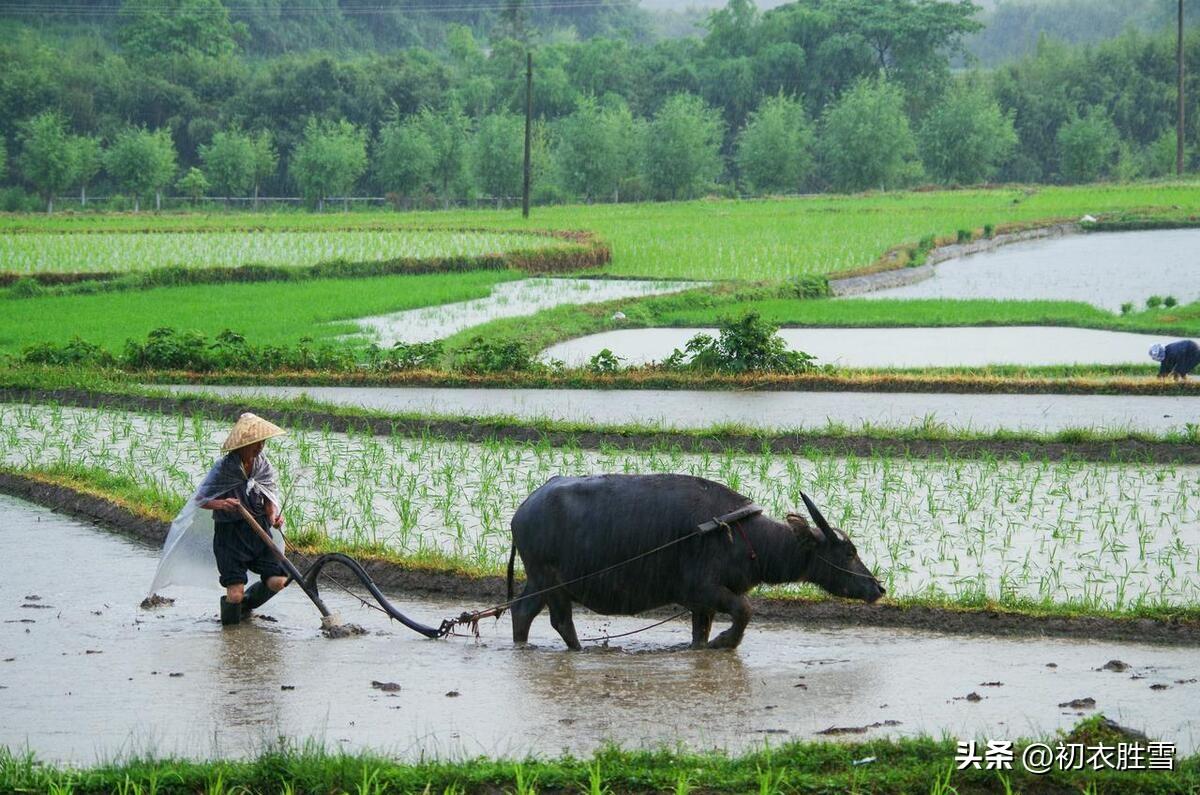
[800,492,836,543]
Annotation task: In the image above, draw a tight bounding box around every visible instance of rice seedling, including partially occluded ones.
[1,230,568,275]
[2,403,1197,612]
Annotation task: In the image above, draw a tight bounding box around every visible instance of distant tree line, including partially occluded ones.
[0,0,1195,212]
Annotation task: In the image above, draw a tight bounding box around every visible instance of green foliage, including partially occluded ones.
[919,80,1018,185]
[22,335,114,367]
[452,335,536,373]
[1056,108,1120,183]
[556,96,640,202]
[819,79,922,192]
[643,93,726,200]
[118,0,243,61]
[375,114,436,200]
[111,327,354,371]
[0,136,6,181]
[666,312,820,374]
[1164,295,1177,308]
[1146,295,1163,309]
[17,111,76,211]
[290,119,368,209]
[200,129,257,197]
[69,136,102,199]
[367,340,444,371]
[103,128,178,211]
[735,93,813,194]
[586,348,623,373]
[471,112,525,201]
[417,106,470,202]
[176,167,210,203]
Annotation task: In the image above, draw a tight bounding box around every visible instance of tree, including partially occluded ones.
[1057,108,1119,183]
[104,127,178,212]
[17,111,76,213]
[250,131,278,210]
[818,78,922,192]
[735,93,814,194]
[416,105,470,207]
[918,81,1018,185]
[118,0,243,62]
[643,93,725,200]
[200,128,255,202]
[374,114,436,203]
[176,166,209,205]
[0,136,6,182]
[70,136,103,207]
[290,118,367,211]
[556,96,639,202]
[471,112,524,205]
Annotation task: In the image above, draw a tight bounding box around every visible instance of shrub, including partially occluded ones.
[956,229,972,243]
[452,336,536,374]
[369,340,444,371]
[787,275,830,299]
[587,348,623,374]
[983,223,995,238]
[1163,296,1177,308]
[1120,302,1134,315]
[1146,295,1163,309]
[22,336,114,367]
[662,312,819,374]
[9,278,45,298]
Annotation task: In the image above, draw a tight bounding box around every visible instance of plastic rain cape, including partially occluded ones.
[146,453,283,597]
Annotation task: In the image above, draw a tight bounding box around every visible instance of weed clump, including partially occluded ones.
[662,312,821,375]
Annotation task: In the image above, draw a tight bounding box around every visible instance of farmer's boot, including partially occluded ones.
[239,581,277,618]
[220,596,241,626]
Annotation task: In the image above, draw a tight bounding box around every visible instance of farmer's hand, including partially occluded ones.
[272,513,285,529]
[204,497,241,511]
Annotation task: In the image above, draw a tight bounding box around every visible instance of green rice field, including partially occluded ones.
[4,402,1197,612]
[0,229,568,275]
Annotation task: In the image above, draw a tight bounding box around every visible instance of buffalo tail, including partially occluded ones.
[506,542,517,603]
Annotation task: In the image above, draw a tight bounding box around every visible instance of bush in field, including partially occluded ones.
[787,275,830,299]
[1146,295,1163,309]
[918,81,1017,185]
[735,93,813,194]
[22,336,114,367]
[587,348,623,374]
[452,336,536,373]
[368,340,445,371]
[1056,108,1119,183]
[643,93,725,200]
[1164,296,1177,308]
[664,312,819,374]
[200,128,257,200]
[818,79,922,192]
[176,167,210,204]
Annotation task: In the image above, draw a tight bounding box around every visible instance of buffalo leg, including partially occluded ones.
[510,582,546,644]
[690,608,714,649]
[547,593,582,651]
[707,589,752,650]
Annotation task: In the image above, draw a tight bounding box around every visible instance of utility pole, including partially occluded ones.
[523,51,533,219]
[1178,0,1186,176]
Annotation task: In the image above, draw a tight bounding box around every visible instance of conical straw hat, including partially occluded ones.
[221,412,286,452]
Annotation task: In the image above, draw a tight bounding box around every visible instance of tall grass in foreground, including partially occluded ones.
[2,402,1197,611]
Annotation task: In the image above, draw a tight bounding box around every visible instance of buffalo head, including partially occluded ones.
[786,493,885,604]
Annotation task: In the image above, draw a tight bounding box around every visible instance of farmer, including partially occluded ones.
[1149,340,1200,381]
[199,413,290,626]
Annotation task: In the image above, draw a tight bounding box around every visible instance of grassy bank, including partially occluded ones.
[2,715,1196,795]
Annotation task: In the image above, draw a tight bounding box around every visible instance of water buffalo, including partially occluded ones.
[506,473,884,650]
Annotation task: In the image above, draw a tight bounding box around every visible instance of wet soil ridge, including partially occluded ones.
[4,388,1199,465]
[2,470,1198,645]
[0,228,611,289]
[829,223,1078,297]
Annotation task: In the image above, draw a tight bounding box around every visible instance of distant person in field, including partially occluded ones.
[1149,341,1200,380]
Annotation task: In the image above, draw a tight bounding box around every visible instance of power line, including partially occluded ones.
[0,1,638,16]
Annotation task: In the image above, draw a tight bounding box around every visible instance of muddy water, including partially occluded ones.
[349,278,702,346]
[163,384,1200,435]
[858,228,1200,311]
[542,327,1172,368]
[3,495,1198,764]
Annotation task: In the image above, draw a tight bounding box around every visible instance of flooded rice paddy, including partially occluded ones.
[350,278,702,345]
[2,404,1198,609]
[3,495,1197,764]
[163,384,1200,435]
[542,327,1170,369]
[857,228,1200,312]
